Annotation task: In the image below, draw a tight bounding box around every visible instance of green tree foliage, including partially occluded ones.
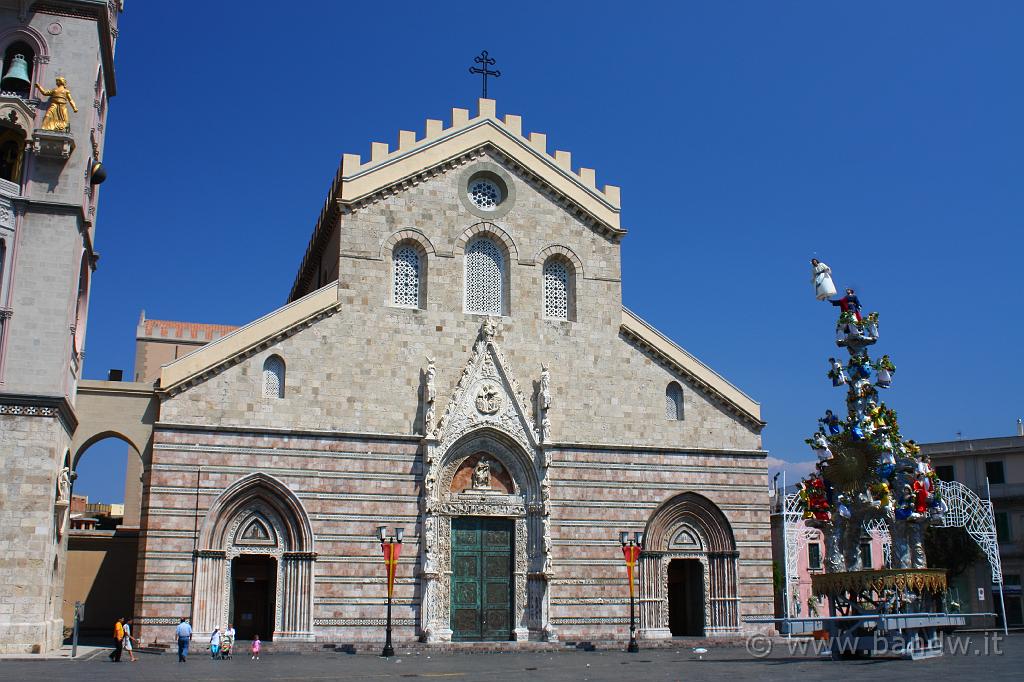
[924,526,985,578]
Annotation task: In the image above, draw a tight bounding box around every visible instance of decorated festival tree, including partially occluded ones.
[797,261,948,610]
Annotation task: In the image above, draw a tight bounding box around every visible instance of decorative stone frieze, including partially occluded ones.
[31,129,75,159]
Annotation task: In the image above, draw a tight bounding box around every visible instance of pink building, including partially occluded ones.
[770,490,887,618]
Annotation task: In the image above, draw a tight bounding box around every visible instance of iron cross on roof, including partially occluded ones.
[469,50,501,98]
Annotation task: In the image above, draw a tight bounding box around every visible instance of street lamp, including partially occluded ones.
[377,525,404,658]
[618,530,643,653]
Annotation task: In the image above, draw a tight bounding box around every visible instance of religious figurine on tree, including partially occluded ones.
[810,258,837,301]
[827,358,848,387]
[829,287,862,321]
[795,261,945,579]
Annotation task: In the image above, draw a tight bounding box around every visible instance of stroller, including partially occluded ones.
[220,632,234,659]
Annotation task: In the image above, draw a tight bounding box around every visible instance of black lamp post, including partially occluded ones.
[377,525,404,658]
[619,530,643,653]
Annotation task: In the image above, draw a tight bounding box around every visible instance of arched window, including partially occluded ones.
[543,257,574,320]
[1,42,35,98]
[263,355,285,398]
[392,243,421,307]
[0,126,25,183]
[464,236,504,315]
[665,382,684,421]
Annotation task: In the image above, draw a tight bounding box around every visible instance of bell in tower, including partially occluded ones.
[1,53,30,94]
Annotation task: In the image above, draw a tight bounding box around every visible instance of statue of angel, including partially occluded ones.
[810,258,837,301]
[539,363,551,411]
[56,466,71,503]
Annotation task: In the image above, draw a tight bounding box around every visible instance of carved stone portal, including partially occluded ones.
[421,322,553,642]
[191,473,316,641]
[637,492,740,639]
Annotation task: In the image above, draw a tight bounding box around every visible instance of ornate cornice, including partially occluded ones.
[194,549,226,559]
[0,391,77,432]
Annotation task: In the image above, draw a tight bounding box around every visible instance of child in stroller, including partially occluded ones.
[220,624,235,659]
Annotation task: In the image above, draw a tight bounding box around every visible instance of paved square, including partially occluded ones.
[0,634,1020,682]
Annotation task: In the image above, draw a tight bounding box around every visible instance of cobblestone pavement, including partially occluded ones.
[0,634,1019,682]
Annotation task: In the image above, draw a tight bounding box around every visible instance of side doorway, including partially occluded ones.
[231,555,277,641]
[668,558,705,636]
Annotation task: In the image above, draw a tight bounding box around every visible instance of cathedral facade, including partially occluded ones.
[131,98,773,644]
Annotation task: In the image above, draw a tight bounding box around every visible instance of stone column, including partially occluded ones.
[278,552,316,640]
[707,551,740,633]
[638,553,669,639]
[192,550,226,635]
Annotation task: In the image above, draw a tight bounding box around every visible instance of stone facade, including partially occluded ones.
[0,0,121,653]
[133,99,772,644]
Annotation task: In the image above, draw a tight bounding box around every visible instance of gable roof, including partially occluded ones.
[620,307,763,428]
[289,98,624,302]
[158,286,762,430]
[158,284,340,394]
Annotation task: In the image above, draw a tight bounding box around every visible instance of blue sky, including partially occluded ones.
[73,1,1024,503]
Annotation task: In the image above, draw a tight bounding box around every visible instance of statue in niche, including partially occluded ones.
[56,467,71,503]
[35,77,78,132]
[423,515,436,572]
[539,364,551,411]
[542,515,553,573]
[424,357,436,433]
[471,458,491,490]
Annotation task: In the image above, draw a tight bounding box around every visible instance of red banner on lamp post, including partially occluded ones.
[382,542,402,599]
[621,544,641,598]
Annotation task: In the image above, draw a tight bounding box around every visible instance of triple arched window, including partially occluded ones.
[392,244,421,308]
[665,382,684,421]
[263,355,285,399]
[464,236,505,315]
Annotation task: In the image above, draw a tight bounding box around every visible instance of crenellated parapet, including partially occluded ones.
[340,98,621,210]
[289,99,624,302]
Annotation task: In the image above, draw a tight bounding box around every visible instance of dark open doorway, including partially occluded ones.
[668,558,704,636]
[231,555,277,641]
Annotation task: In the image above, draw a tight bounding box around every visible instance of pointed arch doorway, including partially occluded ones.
[192,474,316,641]
[638,492,740,639]
[231,554,277,641]
[421,430,546,643]
[667,558,704,636]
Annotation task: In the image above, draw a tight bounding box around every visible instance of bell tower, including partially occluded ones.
[0,0,122,653]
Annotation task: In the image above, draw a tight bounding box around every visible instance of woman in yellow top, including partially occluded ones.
[34,77,77,132]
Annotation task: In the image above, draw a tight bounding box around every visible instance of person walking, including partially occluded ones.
[122,619,138,662]
[209,628,221,659]
[175,617,192,662]
[108,617,124,662]
[250,634,261,661]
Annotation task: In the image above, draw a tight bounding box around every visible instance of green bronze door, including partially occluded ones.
[451,517,513,641]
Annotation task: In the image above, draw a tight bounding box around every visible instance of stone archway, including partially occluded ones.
[638,492,740,638]
[420,428,547,642]
[192,473,315,641]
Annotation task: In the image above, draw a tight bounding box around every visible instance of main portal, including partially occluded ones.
[450,517,513,641]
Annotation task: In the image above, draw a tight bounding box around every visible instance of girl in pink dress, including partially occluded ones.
[250,634,261,661]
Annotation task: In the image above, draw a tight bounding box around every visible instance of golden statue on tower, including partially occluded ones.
[35,76,78,132]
